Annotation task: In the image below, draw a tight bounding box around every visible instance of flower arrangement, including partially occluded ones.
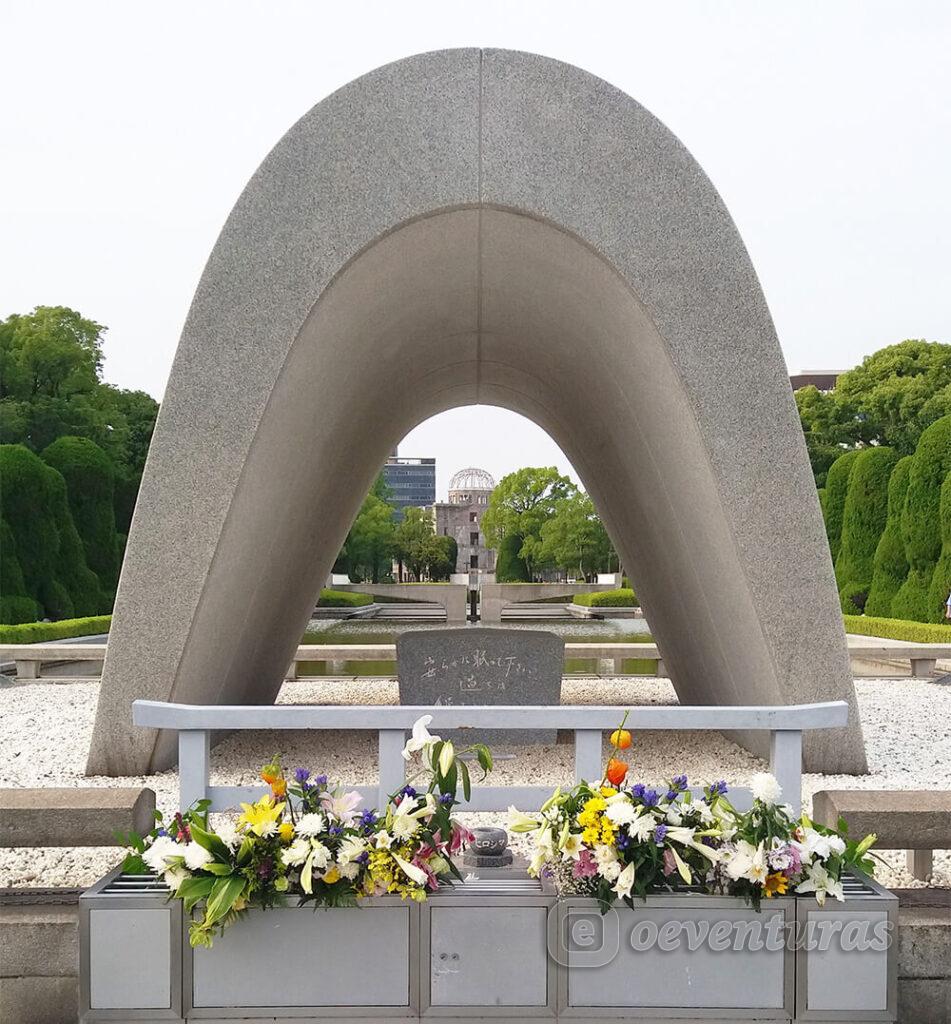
[509,715,877,911]
[123,715,492,947]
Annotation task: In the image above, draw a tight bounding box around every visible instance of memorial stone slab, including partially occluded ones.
[396,627,562,743]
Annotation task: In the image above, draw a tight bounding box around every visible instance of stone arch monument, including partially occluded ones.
[88,49,866,776]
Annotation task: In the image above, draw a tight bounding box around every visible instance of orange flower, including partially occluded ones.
[609,729,632,750]
[606,758,629,786]
[763,872,788,898]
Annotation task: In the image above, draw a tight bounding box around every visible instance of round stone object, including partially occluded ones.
[464,826,513,867]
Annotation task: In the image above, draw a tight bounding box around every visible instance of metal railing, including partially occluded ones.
[132,699,851,818]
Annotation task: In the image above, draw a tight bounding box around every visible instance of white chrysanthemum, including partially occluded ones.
[798,828,846,861]
[295,813,325,837]
[183,842,214,871]
[281,838,309,867]
[605,798,636,826]
[163,866,191,891]
[750,773,782,805]
[626,810,655,842]
[215,819,240,849]
[142,835,179,873]
[336,836,367,865]
[594,844,621,882]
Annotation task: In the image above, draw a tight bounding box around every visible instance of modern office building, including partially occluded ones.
[430,467,497,576]
[789,370,844,393]
[382,450,436,518]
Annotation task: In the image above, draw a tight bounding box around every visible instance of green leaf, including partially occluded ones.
[459,760,471,802]
[235,836,253,866]
[189,821,230,862]
[202,861,237,876]
[474,744,493,776]
[203,875,246,928]
[176,875,216,912]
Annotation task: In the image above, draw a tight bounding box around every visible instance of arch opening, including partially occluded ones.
[88,49,865,776]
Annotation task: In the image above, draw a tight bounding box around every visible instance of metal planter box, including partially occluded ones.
[556,892,796,1020]
[794,870,898,1022]
[80,869,183,1021]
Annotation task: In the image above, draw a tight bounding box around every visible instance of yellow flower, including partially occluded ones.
[323,867,341,884]
[237,797,285,837]
[600,786,617,797]
[278,822,294,842]
[581,825,600,845]
[764,872,789,897]
[583,796,607,813]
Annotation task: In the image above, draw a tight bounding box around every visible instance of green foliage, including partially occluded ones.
[796,340,951,485]
[926,474,951,625]
[496,532,530,582]
[843,614,951,644]
[893,415,951,621]
[0,444,103,619]
[0,518,39,623]
[0,614,111,642]
[481,467,577,578]
[426,534,457,582]
[394,507,443,581]
[538,491,616,581]
[573,588,638,607]
[865,456,913,616]
[834,446,899,604]
[315,589,373,608]
[835,340,951,455]
[41,436,119,596]
[345,489,396,583]
[821,450,860,563]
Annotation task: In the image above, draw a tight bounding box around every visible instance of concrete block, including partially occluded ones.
[812,790,951,849]
[0,975,79,1024]
[0,788,155,847]
[898,978,951,1024]
[898,908,951,979]
[0,906,78,977]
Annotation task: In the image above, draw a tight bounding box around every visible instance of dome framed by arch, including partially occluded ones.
[88,49,866,776]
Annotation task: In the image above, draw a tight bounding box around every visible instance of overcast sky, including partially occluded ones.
[3,2,948,498]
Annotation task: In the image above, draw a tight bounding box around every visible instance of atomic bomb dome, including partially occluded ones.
[448,467,495,504]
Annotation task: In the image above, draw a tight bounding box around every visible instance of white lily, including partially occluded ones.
[508,806,541,833]
[438,740,455,776]
[796,862,845,905]
[393,852,429,886]
[613,861,636,899]
[665,826,721,863]
[402,715,440,761]
[560,832,584,861]
[374,830,395,850]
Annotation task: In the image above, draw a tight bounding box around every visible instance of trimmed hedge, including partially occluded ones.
[0,518,40,624]
[573,588,638,608]
[844,614,951,644]
[865,455,913,617]
[0,614,112,643]
[927,473,951,624]
[821,450,860,563]
[0,444,103,620]
[893,415,951,621]
[496,533,530,582]
[42,436,119,597]
[834,446,899,611]
[316,589,374,608]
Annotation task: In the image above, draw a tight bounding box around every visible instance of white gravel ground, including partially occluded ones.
[1,675,948,890]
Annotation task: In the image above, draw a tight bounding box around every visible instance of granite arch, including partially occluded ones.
[88,49,866,775]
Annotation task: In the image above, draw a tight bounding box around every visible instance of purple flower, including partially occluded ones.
[400,785,417,799]
[313,774,328,786]
[257,856,274,880]
[654,824,668,846]
[666,790,679,801]
[439,793,454,805]
[328,825,343,836]
[705,780,728,802]
[672,774,688,791]
[294,768,311,784]
[616,833,630,849]
[630,783,646,799]
[642,788,660,808]
[355,850,369,865]
[359,809,378,830]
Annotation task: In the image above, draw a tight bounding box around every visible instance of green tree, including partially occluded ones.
[834,446,899,612]
[835,340,951,455]
[538,491,615,581]
[820,450,860,564]
[927,473,951,625]
[481,467,576,579]
[426,534,457,581]
[0,444,102,619]
[0,518,40,624]
[41,436,120,597]
[496,532,530,582]
[865,455,913,617]
[395,507,436,581]
[346,492,396,583]
[892,415,951,621]
[796,340,951,485]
